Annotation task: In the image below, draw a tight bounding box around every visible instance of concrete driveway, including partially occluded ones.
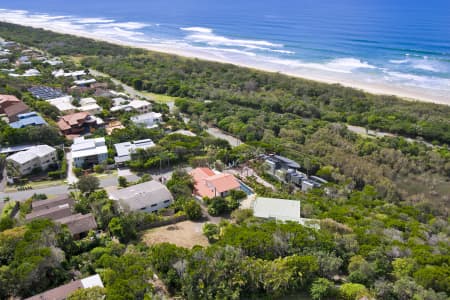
[66,152,78,184]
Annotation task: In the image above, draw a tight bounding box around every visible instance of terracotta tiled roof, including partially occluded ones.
[190,167,216,181]
[206,173,241,194]
[57,112,89,131]
[190,167,240,198]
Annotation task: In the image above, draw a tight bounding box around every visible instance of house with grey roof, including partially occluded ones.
[26,195,98,239]
[25,274,104,300]
[107,180,173,213]
[6,145,57,176]
[71,137,108,168]
[131,112,162,128]
[114,139,155,164]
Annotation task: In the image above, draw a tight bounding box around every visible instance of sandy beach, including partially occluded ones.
[2,20,448,105]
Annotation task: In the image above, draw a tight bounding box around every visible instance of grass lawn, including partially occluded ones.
[1,201,17,218]
[5,179,65,192]
[143,92,179,104]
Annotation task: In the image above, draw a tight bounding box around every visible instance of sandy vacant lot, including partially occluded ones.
[142,220,209,249]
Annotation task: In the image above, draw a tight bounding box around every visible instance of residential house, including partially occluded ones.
[73,78,96,86]
[32,195,75,212]
[71,136,108,168]
[107,180,173,213]
[253,197,301,223]
[190,167,241,199]
[47,96,77,114]
[3,101,30,122]
[105,120,125,135]
[26,202,73,222]
[0,94,30,122]
[301,176,328,192]
[44,58,63,66]
[57,112,97,136]
[114,139,155,164]
[78,97,102,115]
[26,195,97,239]
[0,144,35,156]
[170,130,197,137]
[52,69,86,78]
[57,213,98,238]
[9,112,47,128]
[263,154,320,189]
[28,86,65,100]
[131,112,162,128]
[6,145,57,176]
[25,274,104,300]
[16,55,30,66]
[0,94,20,111]
[9,68,40,77]
[264,154,301,179]
[111,99,152,114]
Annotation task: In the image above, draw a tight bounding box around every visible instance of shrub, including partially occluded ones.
[184,200,202,220]
[118,176,128,188]
[73,167,83,177]
[310,278,337,300]
[207,197,229,216]
[203,223,219,242]
[339,283,370,300]
[93,164,105,173]
[231,209,253,224]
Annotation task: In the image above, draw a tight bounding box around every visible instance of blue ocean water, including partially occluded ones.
[0,0,449,102]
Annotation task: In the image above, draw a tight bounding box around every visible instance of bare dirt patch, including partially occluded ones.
[142,220,209,249]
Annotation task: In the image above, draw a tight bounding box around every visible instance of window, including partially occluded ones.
[163,200,171,203]
[151,204,158,207]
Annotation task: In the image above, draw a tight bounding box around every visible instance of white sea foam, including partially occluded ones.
[185,32,282,48]
[97,22,149,30]
[412,62,439,72]
[267,57,377,74]
[181,27,213,33]
[389,59,408,64]
[73,17,115,24]
[0,8,448,104]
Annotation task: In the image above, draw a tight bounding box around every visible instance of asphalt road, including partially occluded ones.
[0,174,118,209]
[89,69,150,100]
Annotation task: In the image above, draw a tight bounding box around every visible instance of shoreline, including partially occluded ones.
[3,20,449,106]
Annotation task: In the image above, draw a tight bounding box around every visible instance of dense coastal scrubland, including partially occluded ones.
[1,22,449,145]
[0,22,449,300]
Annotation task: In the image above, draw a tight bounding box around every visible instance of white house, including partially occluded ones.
[111,99,152,114]
[114,139,155,164]
[71,136,108,168]
[52,69,86,78]
[79,97,102,115]
[107,180,173,213]
[6,145,57,176]
[73,78,96,86]
[253,197,302,223]
[47,96,77,114]
[131,112,162,128]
